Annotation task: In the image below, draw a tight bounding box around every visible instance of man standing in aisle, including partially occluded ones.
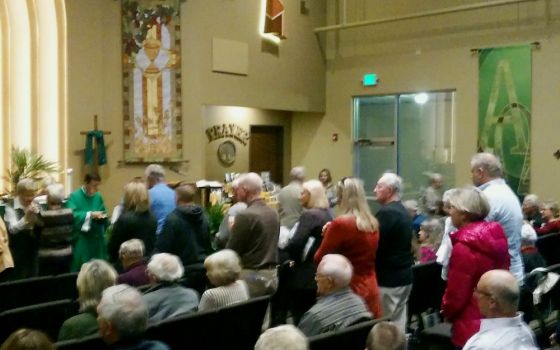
[227,172,280,297]
[145,164,175,235]
[373,172,414,332]
[471,153,524,283]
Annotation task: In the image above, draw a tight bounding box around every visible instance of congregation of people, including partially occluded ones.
[1,152,559,349]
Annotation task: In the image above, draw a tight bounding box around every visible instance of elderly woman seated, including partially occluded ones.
[535,200,560,235]
[117,239,150,287]
[144,253,199,323]
[199,249,249,311]
[58,259,117,341]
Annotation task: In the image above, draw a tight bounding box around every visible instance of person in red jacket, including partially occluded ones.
[441,187,510,348]
[535,201,560,235]
[315,177,382,318]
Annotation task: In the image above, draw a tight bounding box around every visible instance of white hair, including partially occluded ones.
[97,284,148,339]
[237,172,263,194]
[119,239,145,259]
[317,254,353,288]
[522,194,540,207]
[442,188,458,205]
[255,325,309,350]
[378,173,403,197]
[470,153,503,178]
[147,253,184,282]
[289,166,306,181]
[367,321,407,350]
[144,164,165,181]
[204,249,242,286]
[302,179,329,209]
[46,183,66,204]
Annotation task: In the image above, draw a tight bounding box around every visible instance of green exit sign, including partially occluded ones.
[362,73,378,87]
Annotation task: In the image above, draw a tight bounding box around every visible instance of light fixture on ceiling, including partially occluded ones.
[414,93,429,105]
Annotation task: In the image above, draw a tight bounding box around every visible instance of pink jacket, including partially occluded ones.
[441,221,510,347]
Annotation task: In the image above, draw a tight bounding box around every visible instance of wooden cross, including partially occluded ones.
[80,115,111,173]
[80,115,112,135]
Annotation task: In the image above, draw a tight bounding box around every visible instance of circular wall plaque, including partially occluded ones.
[217,141,236,166]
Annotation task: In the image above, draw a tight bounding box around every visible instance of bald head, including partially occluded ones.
[476,269,519,318]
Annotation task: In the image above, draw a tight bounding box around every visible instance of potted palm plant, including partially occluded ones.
[3,147,58,197]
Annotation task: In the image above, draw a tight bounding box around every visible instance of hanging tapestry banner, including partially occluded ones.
[478,45,531,196]
[121,0,182,163]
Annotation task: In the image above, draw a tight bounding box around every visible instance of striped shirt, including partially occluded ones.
[298,287,372,337]
[198,280,250,311]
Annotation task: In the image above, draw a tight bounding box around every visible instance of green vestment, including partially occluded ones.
[67,187,108,271]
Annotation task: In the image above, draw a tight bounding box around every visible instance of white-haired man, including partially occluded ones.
[143,253,199,323]
[463,269,538,350]
[255,325,309,350]
[227,172,280,297]
[277,166,305,230]
[97,284,170,349]
[297,254,372,337]
[145,164,175,235]
[366,321,407,350]
[373,172,414,332]
[522,194,544,229]
[471,153,524,283]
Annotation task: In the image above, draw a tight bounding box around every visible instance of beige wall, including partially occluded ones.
[203,105,292,183]
[293,0,560,200]
[66,0,325,209]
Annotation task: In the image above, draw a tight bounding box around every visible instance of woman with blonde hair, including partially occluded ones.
[1,329,54,350]
[107,181,157,264]
[314,177,382,317]
[281,179,333,324]
[58,259,117,341]
[441,187,509,348]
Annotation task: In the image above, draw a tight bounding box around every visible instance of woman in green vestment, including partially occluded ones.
[67,173,108,271]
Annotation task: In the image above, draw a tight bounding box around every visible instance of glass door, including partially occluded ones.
[353,95,397,212]
[353,91,456,207]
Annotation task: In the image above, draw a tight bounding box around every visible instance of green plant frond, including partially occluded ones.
[5,147,58,195]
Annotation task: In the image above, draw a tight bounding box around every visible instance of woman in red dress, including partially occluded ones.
[314,177,382,317]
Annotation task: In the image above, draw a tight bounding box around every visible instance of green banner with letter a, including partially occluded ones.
[478,45,531,196]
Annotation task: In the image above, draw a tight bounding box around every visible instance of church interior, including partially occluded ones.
[1,0,560,349]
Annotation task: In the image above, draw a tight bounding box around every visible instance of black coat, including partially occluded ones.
[155,205,213,267]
